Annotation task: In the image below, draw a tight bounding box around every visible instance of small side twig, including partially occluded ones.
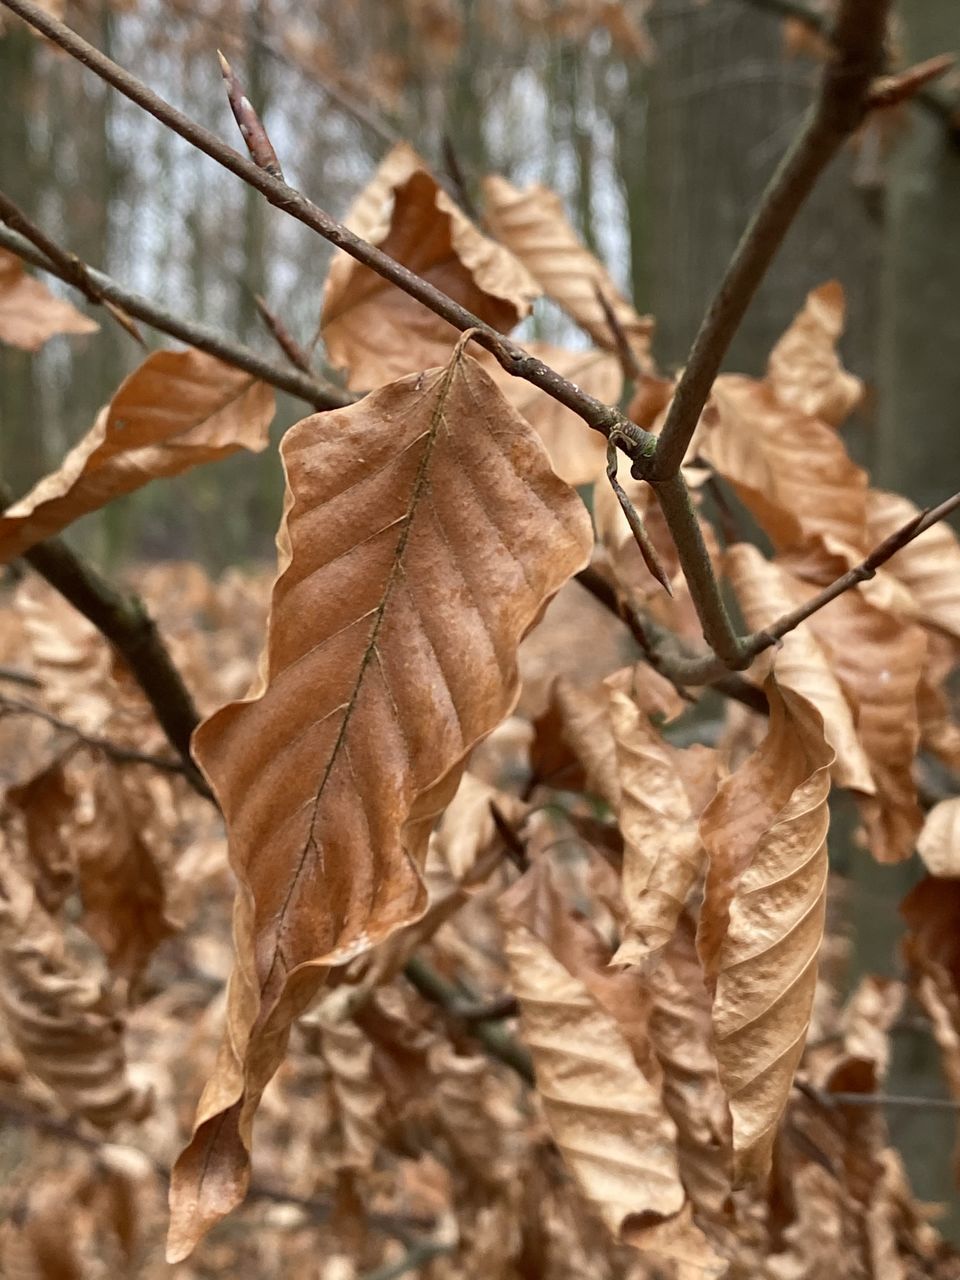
[217,49,284,180]
[795,1079,960,1113]
[0,223,348,411]
[254,293,315,375]
[0,693,188,776]
[866,54,957,112]
[361,1242,455,1280]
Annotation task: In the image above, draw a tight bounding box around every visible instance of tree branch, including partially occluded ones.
[649,0,891,480]
[0,221,348,411]
[0,693,189,775]
[0,0,656,463]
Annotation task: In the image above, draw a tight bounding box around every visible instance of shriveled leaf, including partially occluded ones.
[647,915,732,1222]
[698,678,834,1183]
[0,843,147,1127]
[302,997,386,1172]
[322,146,538,388]
[726,544,874,794]
[167,345,592,1258]
[530,676,621,806]
[430,770,526,881]
[917,797,960,879]
[766,281,863,426]
[698,375,868,555]
[866,488,960,644]
[499,861,685,1240]
[0,349,274,565]
[0,248,98,351]
[482,342,620,485]
[481,174,653,363]
[607,680,717,962]
[805,583,925,863]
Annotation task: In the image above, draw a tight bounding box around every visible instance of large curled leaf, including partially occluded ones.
[698,678,834,1183]
[481,174,653,364]
[167,344,592,1259]
[0,349,274,565]
[0,248,99,351]
[321,145,539,389]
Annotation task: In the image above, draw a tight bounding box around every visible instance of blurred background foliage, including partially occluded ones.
[2,0,960,1232]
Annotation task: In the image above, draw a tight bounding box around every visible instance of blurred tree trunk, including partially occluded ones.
[876,3,960,508]
[640,0,882,430]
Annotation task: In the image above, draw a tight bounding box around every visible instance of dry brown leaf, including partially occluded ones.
[430,770,525,881]
[0,248,98,352]
[866,488,960,645]
[647,915,732,1223]
[499,861,697,1248]
[167,345,592,1258]
[698,375,868,555]
[481,174,653,363]
[607,680,717,962]
[726,544,874,795]
[766,281,863,426]
[0,843,147,1128]
[302,996,386,1172]
[530,676,621,806]
[0,349,275,565]
[321,145,538,389]
[698,677,834,1183]
[481,342,620,485]
[804,583,925,864]
[917,798,960,877]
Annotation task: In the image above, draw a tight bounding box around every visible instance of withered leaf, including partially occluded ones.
[698,375,868,555]
[167,344,592,1258]
[499,861,685,1239]
[917,797,960,878]
[0,248,99,351]
[481,174,653,363]
[321,145,538,389]
[698,677,834,1183]
[766,281,863,426]
[607,679,717,962]
[0,349,274,565]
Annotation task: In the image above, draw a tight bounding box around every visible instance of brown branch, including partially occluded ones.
[0,0,656,464]
[867,54,957,112]
[0,693,189,775]
[402,955,535,1085]
[361,1242,454,1280]
[217,49,284,180]
[0,222,349,411]
[649,0,890,479]
[254,293,314,376]
[795,1080,960,1113]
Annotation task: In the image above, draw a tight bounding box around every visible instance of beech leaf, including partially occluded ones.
[167,344,592,1259]
[0,248,99,351]
[917,798,960,878]
[321,146,539,389]
[766,281,863,426]
[866,488,960,644]
[698,677,834,1183]
[0,349,275,565]
[607,679,717,962]
[481,174,654,363]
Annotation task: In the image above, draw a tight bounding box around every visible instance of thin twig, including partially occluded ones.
[650,0,890,479]
[0,223,348,410]
[0,0,655,464]
[0,693,189,775]
[361,1242,454,1280]
[795,1080,960,1113]
[254,293,315,375]
[217,49,284,180]
[403,955,535,1085]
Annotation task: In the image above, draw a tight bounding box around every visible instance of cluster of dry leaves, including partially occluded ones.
[2,139,960,1278]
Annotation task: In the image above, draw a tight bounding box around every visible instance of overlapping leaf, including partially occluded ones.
[917,798,960,878]
[321,145,539,388]
[698,678,834,1183]
[0,248,98,351]
[167,345,593,1259]
[0,348,274,565]
[866,488,960,645]
[607,680,717,962]
[481,173,653,363]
